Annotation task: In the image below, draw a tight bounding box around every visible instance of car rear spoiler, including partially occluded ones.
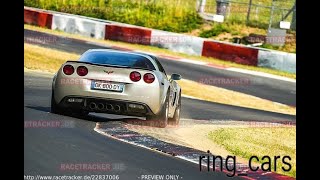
[65,61,154,72]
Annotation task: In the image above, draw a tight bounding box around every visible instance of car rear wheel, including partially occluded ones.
[146,93,169,128]
[168,91,181,126]
[50,91,64,114]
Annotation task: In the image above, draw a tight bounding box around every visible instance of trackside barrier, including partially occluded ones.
[105,25,152,45]
[24,9,53,29]
[52,14,107,40]
[202,41,259,66]
[24,7,296,73]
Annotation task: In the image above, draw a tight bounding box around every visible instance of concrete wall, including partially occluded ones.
[151,30,204,56]
[202,41,259,66]
[258,50,296,73]
[105,25,152,45]
[52,14,107,39]
[24,9,52,28]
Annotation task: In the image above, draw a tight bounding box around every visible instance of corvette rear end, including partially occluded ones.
[51,49,182,127]
[53,61,162,116]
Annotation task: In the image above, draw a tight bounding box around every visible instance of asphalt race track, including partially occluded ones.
[24,72,295,179]
[24,29,296,179]
[25,72,244,179]
[24,29,296,106]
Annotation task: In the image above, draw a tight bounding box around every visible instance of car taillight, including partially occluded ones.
[76,66,88,76]
[143,73,155,83]
[63,65,74,75]
[130,71,141,82]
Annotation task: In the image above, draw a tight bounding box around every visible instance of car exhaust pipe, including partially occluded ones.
[114,105,121,112]
[89,102,97,109]
[106,104,113,111]
[97,103,105,110]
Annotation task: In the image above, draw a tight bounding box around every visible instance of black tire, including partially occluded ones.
[146,93,169,128]
[50,91,64,114]
[168,91,181,126]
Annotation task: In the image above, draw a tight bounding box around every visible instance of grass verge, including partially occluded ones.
[208,127,296,177]
[126,120,296,178]
[179,79,295,115]
[24,43,295,115]
[24,43,80,73]
[24,25,296,79]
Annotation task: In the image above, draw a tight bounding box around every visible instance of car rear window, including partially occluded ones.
[79,51,156,70]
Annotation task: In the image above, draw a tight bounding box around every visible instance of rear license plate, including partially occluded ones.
[91,81,124,92]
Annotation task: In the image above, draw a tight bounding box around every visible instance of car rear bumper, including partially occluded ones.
[58,96,155,117]
[53,73,163,114]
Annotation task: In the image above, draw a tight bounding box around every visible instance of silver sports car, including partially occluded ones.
[51,49,182,127]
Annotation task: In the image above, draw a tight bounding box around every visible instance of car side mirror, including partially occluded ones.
[170,73,182,81]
